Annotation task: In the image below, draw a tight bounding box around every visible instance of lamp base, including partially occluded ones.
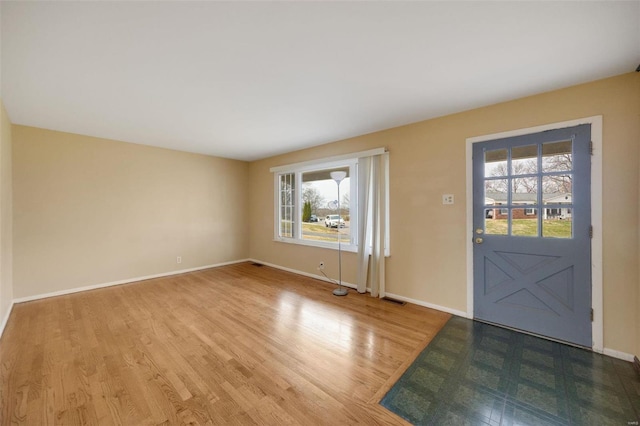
[333,287,348,296]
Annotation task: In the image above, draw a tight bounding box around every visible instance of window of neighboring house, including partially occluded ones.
[525,207,536,216]
[547,208,560,217]
[272,150,389,253]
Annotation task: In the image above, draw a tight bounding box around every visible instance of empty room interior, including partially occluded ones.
[1,1,639,425]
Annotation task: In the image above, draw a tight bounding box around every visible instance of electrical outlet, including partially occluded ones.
[177,256,182,264]
[442,194,454,205]
[318,262,325,270]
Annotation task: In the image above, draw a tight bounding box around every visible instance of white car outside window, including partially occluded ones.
[324,215,345,228]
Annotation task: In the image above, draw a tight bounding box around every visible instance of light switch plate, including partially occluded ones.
[442,194,454,205]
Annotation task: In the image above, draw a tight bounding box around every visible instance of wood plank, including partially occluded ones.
[0,262,450,424]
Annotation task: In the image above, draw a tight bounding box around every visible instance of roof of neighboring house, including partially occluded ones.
[485,192,572,204]
[545,194,572,203]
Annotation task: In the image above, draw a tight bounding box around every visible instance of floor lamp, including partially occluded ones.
[330,170,348,296]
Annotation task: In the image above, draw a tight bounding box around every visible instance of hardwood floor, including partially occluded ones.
[0,262,450,425]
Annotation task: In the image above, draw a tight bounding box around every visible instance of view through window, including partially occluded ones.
[301,167,351,244]
[275,159,357,250]
[483,140,573,238]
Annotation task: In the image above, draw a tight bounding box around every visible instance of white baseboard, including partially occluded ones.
[0,301,14,339]
[248,259,357,289]
[602,347,635,362]
[249,258,469,318]
[383,292,469,318]
[12,259,250,304]
[6,258,635,364]
[380,291,634,363]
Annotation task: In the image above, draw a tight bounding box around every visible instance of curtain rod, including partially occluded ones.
[270,147,387,173]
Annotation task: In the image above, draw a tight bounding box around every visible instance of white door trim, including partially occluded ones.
[465,116,603,352]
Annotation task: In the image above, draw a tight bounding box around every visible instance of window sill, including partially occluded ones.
[273,237,358,253]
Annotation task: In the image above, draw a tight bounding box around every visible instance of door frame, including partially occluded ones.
[465,116,603,352]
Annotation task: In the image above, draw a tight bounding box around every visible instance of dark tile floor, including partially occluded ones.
[381,316,640,425]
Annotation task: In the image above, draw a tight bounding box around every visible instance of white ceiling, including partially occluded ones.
[1,1,638,161]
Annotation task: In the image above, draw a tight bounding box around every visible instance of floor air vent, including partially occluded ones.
[251,262,264,267]
[382,297,406,306]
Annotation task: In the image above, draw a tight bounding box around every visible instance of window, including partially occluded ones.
[278,173,295,238]
[547,208,560,217]
[274,160,357,251]
[484,140,573,238]
[271,149,389,253]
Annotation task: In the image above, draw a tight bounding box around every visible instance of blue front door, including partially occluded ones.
[473,124,592,347]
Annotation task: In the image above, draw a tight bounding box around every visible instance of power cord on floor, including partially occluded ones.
[318,269,340,287]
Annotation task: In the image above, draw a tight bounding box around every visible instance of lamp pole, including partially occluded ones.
[330,171,348,296]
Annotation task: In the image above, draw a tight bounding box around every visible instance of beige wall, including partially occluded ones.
[0,100,13,324]
[249,73,640,356]
[5,74,639,358]
[13,126,249,299]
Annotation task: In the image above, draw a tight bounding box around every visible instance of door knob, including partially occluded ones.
[475,237,483,244]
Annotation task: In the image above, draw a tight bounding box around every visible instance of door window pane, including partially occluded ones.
[485,149,508,177]
[511,177,537,203]
[542,173,572,238]
[480,138,578,241]
[512,145,537,175]
[485,209,507,235]
[542,175,572,207]
[542,140,572,172]
[511,208,538,237]
[543,217,572,239]
[485,179,508,201]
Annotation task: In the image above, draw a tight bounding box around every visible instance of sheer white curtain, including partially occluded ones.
[356,152,389,297]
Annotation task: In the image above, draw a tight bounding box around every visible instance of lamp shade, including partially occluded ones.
[330,170,347,183]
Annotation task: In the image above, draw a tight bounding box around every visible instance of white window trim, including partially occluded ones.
[273,159,359,252]
[270,147,386,173]
[272,147,389,254]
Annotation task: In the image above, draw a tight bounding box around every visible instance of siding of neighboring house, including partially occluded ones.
[485,192,571,220]
[491,205,537,220]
